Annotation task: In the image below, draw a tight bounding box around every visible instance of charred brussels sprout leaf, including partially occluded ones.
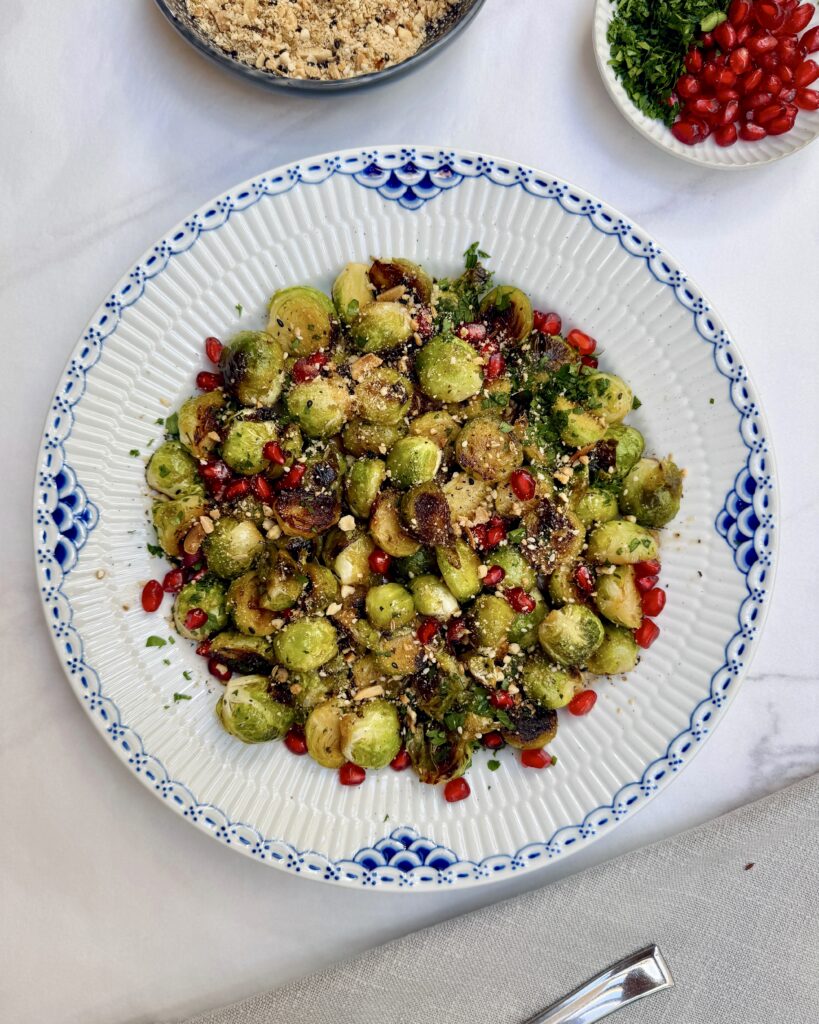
[406,715,474,784]
[369,490,421,558]
[152,493,207,558]
[369,258,433,303]
[177,391,225,459]
[501,700,558,750]
[208,632,276,674]
[401,482,454,546]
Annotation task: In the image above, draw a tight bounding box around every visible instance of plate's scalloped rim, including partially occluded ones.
[33,145,778,889]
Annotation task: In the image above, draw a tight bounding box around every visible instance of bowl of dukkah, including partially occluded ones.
[154,0,488,91]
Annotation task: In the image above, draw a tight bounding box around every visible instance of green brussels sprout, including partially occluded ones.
[441,473,491,527]
[369,258,433,303]
[227,572,280,636]
[365,583,416,630]
[286,376,352,439]
[346,458,386,518]
[400,483,454,546]
[386,436,442,488]
[219,331,285,407]
[501,701,558,750]
[146,440,200,498]
[369,490,421,558]
[454,415,523,483]
[208,632,276,674]
[522,500,585,575]
[333,533,376,587]
[460,377,514,421]
[471,594,516,651]
[301,562,340,613]
[575,488,619,526]
[273,617,338,671]
[151,493,207,557]
[305,700,346,767]
[508,589,548,649]
[408,410,461,449]
[290,670,337,712]
[173,576,229,641]
[585,519,659,564]
[487,547,536,591]
[538,604,605,667]
[341,419,407,457]
[605,424,645,479]
[340,700,402,769]
[216,677,295,744]
[373,628,423,678]
[479,285,534,341]
[393,547,438,581]
[552,396,607,448]
[410,575,459,620]
[548,563,583,607]
[266,286,336,356]
[415,336,484,403]
[406,716,474,784]
[203,516,264,579]
[257,549,307,611]
[521,659,583,709]
[587,372,633,424]
[587,624,639,675]
[332,263,376,325]
[350,302,414,353]
[595,565,642,629]
[353,367,413,425]
[177,391,225,458]
[220,414,280,476]
[619,458,683,528]
[435,538,482,602]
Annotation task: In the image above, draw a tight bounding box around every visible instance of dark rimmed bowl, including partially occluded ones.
[153,0,488,92]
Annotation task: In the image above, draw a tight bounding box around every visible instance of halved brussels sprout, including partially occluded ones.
[508,589,548,649]
[574,488,619,526]
[521,659,583,709]
[257,549,307,611]
[435,538,482,602]
[305,700,347,767]
[286,376,352,439]
[346,458,386,519]
[547,563,583,607]
[373,628,423,678]
[350,302,413,353]
[605,424,645,479]
[501,701,558,750]
[207,632,275,674]
[410,575,459,620]
[333,533,376,587]
[365,583,416,631]
[177,391,225,459]
[595,565,642,629]
[522,500,585,575]
[471,594,516,651]
[386,436,442,489]
[173,576,229,641]
[587,372,633,424]
[273,459,342,539]
[479,285,534,342]
[342,419,407,457]
[585,519,659,564]
[408,410,461,449]
[369,258,433,303]
[619,458,683,528]
[487,547,536,591]
[587,624,639,675]
[369,490,420,558]
[454,415,523,484]
[415,336,484,403]
[538,604,605,667]
[442,473,491,526]
[340,700,402,769]
[151,493,207,558]
[407,716,474,783]
[219,331,285,407]
[217,677,295,744]
[552,396,607,448]
[266,286,336,356]
[353,366,413,425]
[301,562,340,613]
[400,483,454,546]
[203,517,264,579]
[332,263,376,325]
[220,413,279,476]
[227,571,279,636]
[146,440,200,498]
[273,617,339,671]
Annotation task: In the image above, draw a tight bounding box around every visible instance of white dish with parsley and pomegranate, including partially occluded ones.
[35,147,775,888]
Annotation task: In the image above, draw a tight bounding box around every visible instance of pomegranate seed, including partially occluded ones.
[184,607,208,630]
[207,658,232,683]
[635,574,659,594]
[759,52,783,73]
[262,441,286,466]
[702,61,722,87]
[729,0,752,25]
[478,339,500,359]
[740,120,769,139]
[251,474,273,502]
[339,763,366,786]
[767,112,796,130]
[509,468,536,501]
[368,548,391,574]
[784,2,815,32]
[671,118,708,144]
[199,458,230,494]
[443,778,470,803]
[716,85,741,102]
[446,617,468,647]
[486,523,506,548]
[482,731,504,750]
[736,22,753,44]
[182,550,202,569]
[795,86,819,106]
[762,72,783,95]
[780,64,796,84]
[728,46,751,74]
[756,0,787,29]
[503,587,536,614]
[715,123,739,145]
[483,565,506,588]
[224,477,251,501]
[204,336,223,363]
[634,618,660,649]
[714,20,738,50]
[740,66,764,92]
[800,26,819,53]
[162,568,185,593]
[521,748,553,769]
[700,31,715,46]
[484,352,506,381]
[141,579,163,612]
[195,639,212,657]
[719,98,741,124]
[468,524,488,550]
[676,73,702,99]
[458,322,488,344]
[489,689,515,710]
[641,587,667,617]
[684,48,703,73]
[566,328,596,355]
[567,690,597,716]
[754,100,785,124]
[778,36,802,66]
[292,355,326,383]
[581,355,599,368]
[633,559,661,578]
[779,86,798,99]
[196,371,223,392]
[390,749,411,771]
[186,567,206,584]
[688,95,721,117]
[573,564,595,594]
[284,728,308,756]
[417,617,440,645]
[279,464,306,489]
[749,32,779,56]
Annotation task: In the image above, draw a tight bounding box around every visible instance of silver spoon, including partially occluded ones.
[522,945,673,1024]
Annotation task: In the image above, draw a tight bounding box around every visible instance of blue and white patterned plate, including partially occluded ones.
[34,146,777,890]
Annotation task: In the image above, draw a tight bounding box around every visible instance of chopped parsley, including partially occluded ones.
[463,241,489,269]
[146,635,167,648]
[165,412,179,437]
[147,543,164,558]
[173,692,192,702]
[235,302,244,316]
[162,658,171,666]
[182,670,192,681]
[632,395,642,410]
[487,759,501,772]
[129,449,140,457]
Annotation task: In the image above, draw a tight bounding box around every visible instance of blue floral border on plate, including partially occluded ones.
[34,147,776,889]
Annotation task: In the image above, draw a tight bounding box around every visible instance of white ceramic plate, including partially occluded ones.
[594,0,819,168]
[34,146,777,890]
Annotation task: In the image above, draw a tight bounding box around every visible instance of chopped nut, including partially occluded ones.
[340,585,356,598]
[338,515,356,532]
[199,515,215,535]
[350,354,383,380]
[354,685,385,701]
[325,602,343,615]
[95,568,106,580]
[376,284,406,302]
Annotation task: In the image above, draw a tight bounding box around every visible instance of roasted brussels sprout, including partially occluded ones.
[373,628,423,678]
[273,617,338,672]
[508,589,548,649]
[436,539,482,603]
[341,419,406,457]
[345,458,386,518]
[595,565,642,629]
[173,576,229,641]
[369,258,433,303]
[605,424,645,479]
[619,458,683,528]
[333,532,376,587]
[585,519,659,564]
[227,571,280,636]
[406,716,474,783]
[547,562,583,607]
[151,493,207,558]
[207,632,276,674]
[219,331,285,407]
[220,413,280,476]
[177,391,225,459]
[400,483,454,546]
[217,677,295,744]
[366,583,416,631]
[479,285,534,342]
[266,286,336,356]
[386,436,442,489]
[441,473,491,526]
[340,700,402,769]
[350,302,414,353]
[411,667,470,721]
[305,700,346,767]
[257,548,307,611]
[538,604,605,667]
[353,367,413,425]
[408,410,460,449]
[203,516,264,579]
[522,500,585,574]
[587,624,639,675]
[587,372,633,424]
[487,547,536,590]
[574,488,619,526]
[332,263,375,325]
[455,415,523,483]
[369,490,421,558]
[552,396,607,448]
[286,375,352,439]
[273,460,342,539]
[301,562,341,613]
[146,440,200,498]
[290,670,337,712]
[471,594,516,651]
[393,547,438,582]
[409,574,459,620]
[521,659,583,709]
[501,701,558,750]
[415,336,484,403]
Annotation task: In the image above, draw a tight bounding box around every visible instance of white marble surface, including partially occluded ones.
[2,2,818,1022]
